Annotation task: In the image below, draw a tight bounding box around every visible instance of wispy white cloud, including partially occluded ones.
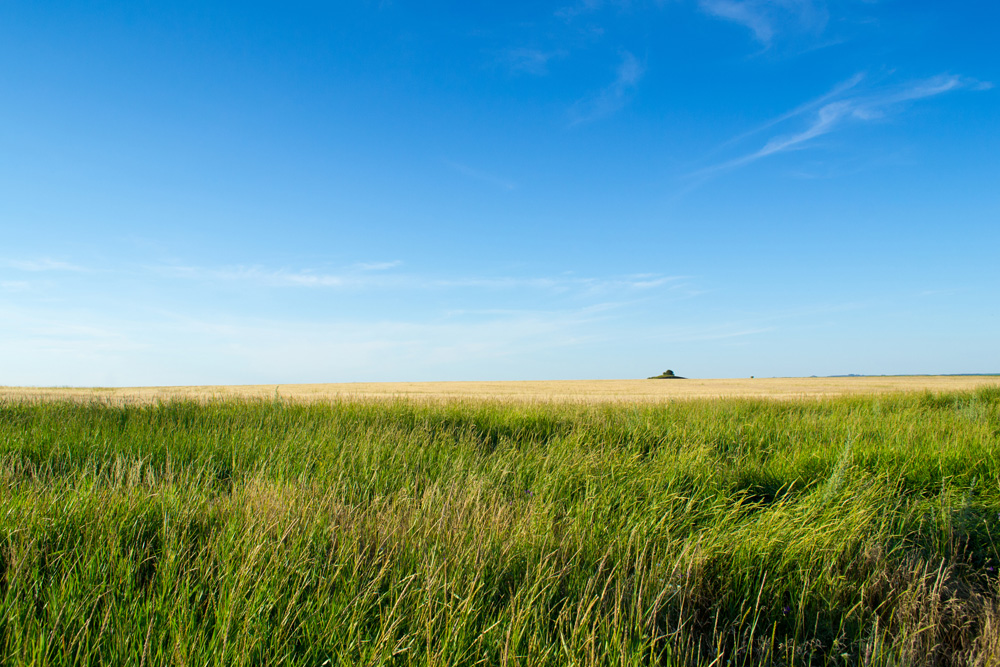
[154,262,690,297]
[699,0,774,43]
[557,0,827,44]
[431,273,688,294]
[2,258,87,272]
[268,273,347,287]
[697,73,990,176]
[445,160,517,191]
[501,48,566,76]
[714,72,865,151]
[443,301,627,319]
[569,51,644,125]
[1,281,31,292]
[698,0,828,46]
[155,265,354,288]
[627,275,680,289]
[555,0,606,20]
[918,288,960,298]
[664,324,775,343]
[0,298,620,385]
[0,259,705,385]
[354,260,402,271]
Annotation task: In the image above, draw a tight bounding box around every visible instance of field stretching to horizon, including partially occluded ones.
[3,381,1000,665]
[3,374,999,405]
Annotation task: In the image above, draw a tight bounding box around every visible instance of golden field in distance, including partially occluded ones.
[2,375,999,405]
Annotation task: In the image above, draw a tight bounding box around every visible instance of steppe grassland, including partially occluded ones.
[3,375,999,404]
[2,384,1000,665]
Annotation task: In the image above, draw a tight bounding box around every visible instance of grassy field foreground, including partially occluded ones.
[2,389,1000,665]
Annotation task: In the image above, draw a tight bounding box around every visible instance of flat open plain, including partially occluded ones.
[4,379,1000,663]
[3,375,999,404]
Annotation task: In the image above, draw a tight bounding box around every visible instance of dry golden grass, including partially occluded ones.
[2,375,999,405]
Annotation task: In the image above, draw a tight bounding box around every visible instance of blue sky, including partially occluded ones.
[1,1,998,385]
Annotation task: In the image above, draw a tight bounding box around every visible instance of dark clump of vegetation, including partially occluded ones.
[1,390,999,665]
[649,369,686,379]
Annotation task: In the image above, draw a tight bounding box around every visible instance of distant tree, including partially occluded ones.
[648,369,685,379]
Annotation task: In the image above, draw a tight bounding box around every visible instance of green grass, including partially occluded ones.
[2,388,1000,665]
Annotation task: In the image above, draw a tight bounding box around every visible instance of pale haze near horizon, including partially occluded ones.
[1,1,998,387]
